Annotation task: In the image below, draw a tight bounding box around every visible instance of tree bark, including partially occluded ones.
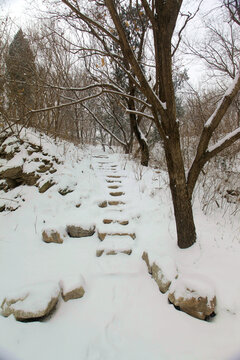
[164,134,196,248]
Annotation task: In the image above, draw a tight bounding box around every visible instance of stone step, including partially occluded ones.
[108,201,125,206]
[107,175,121,179]
[106,180,122,183]
[98,232,136,241]
[93,155,109,159]
[98,200,125,208]
[108,185,120,189]
[103,219,129,225]
[96,249,132,257]
[109,191,125,197]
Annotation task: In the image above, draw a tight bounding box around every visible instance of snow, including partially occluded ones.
[1,128,240,360]
[207,127,240,153]
[148,254,178,282]
[59,275,86,295]
[2,282,59,313]
[205,71,240,128]
[169,273,216,303]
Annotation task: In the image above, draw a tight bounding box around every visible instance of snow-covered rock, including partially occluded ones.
[59,275,85,302]
[67,224,95,238]
[168,273,216,320]
[42,229,64,244]
[142,252,178,293]
[1,282,60,321]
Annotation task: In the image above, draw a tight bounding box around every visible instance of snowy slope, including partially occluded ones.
[0,129,240,360]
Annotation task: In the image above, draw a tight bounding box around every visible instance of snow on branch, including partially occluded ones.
[28,91,103,114]
[125,108,154,121]
[103,89,152,108]
[206,127,240,158]
[205,70,240,129]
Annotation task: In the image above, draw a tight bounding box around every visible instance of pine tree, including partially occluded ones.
[6,29,36,119]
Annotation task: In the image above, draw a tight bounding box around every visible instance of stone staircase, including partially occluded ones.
[93,154,136,257]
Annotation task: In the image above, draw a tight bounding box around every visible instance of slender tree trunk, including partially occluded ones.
[128,91,149,166]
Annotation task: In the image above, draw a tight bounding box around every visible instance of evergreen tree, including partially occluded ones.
[6,29,36,119]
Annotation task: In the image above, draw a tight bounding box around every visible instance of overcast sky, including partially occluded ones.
[2,0,223,86]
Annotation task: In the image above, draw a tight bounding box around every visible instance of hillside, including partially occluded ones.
[0,128,240,360]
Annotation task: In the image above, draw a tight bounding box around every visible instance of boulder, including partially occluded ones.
[42,229,63,244]
[59,275,85,302]
[0,166,23,179]
[168,274,216,320]
[142,252,178,293]
[1,282,60,321]
[22,171,40,186]
[67,224,95,238]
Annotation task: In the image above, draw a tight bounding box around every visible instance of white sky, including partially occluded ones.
[1,0,223,87]
[2,0,27,17]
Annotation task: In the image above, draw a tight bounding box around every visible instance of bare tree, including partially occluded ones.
[35,0,240,249]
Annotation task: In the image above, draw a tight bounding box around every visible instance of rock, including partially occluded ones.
[108,201,125,206]
[98,232,136,241]
[42,229,63,244]
[96,249,104,257]
[6,178,18,189]
[58,186,74,196]
[67,224,95,238]
[0,166,23,179]
[142,252,152,273]
[102,218,128,225]
[103,219,113,224]
[0,180,8,192]
[96,249,132,257]
[152,262,172,294]
[119,220,129,225]
[109,192,125,196]
[142,252,178,293]
[168,274,216,320]
[59,275,85,302]
[38,180,55,193]
[1,282,60,321]
[22,172,40,186]
[37,164,52,173]
[98,201,107,208]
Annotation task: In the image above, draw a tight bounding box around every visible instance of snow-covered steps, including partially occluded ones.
[98,200,126,207]
[96,249,132,257]
[98,232,136,241]
[96,234,134,257]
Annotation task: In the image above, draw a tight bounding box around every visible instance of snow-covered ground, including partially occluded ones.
[0,129,240,360]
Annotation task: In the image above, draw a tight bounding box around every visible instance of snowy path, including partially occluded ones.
[0,147,240,360]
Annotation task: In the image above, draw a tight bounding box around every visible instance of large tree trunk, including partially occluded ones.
[154,1,196,248]
[164,136,196,249]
